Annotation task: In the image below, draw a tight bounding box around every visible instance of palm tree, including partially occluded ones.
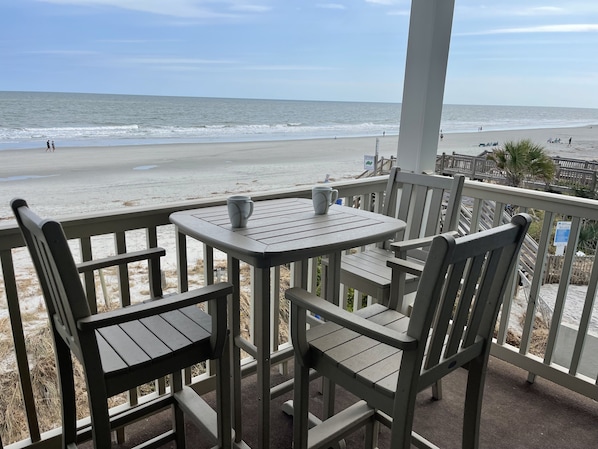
[487,139,555,187]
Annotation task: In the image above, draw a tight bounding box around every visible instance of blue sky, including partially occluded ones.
[1,1,598,108]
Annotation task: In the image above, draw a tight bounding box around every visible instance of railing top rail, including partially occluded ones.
[462,179,598,219]
[556,166,596,175]
[0,176,390,252]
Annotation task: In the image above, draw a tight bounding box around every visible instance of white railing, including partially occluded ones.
[1,175,597,447]
[0,178,387,448]
[461,180,598,400]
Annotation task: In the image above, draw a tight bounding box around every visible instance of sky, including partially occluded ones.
[1,1,598,108]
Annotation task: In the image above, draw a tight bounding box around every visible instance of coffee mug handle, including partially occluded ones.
[330,189,339,206]
[245,200,254,219]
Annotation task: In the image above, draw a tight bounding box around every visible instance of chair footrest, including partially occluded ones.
[130,429,175,449]
[174,386,218,441]
[308,400,375,449]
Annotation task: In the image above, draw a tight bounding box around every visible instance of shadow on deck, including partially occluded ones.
[94,356,598,449]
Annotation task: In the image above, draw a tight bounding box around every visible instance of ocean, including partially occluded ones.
[2,91,598,151]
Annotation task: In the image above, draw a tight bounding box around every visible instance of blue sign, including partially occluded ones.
[554,221,571,246]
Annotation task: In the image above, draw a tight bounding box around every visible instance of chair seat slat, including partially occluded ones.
[98,325,151,368]
[323,335,380,362]
[160,309,212,343]
[97,332,128,375]
[119,320,172,359]
[139,314,192,351]
[180,305,212,332]
[338,342,399,376]
[357,351,403,386]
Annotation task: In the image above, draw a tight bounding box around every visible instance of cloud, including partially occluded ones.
[365,0,395,5]
[229,4,271,13]
[124,57,238,65]
[456,4,598,20]
[316,3,346,10]
[243,64,334,71]
[36,0,264,19]
[96,39,158,44]
[25,49,99,55]
[387,9,409,16]
[469,24,598,35]
[513,6,565,16]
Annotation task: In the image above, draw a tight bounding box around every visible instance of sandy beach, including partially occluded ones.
[1,125,597,223]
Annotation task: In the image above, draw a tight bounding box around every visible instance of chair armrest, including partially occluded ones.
[285,287,417,351]
[390,231,458,257]
[386,257,424,277]
[390,236,434,256]
[76,247,166,273]
[390,231,459,258]
[77,282,233,331]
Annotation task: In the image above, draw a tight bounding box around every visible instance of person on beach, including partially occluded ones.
[51,140,55,151]
[46,140,50,152]
[569,137,572,146]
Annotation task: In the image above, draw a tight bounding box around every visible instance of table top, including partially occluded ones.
[170,198,405,268]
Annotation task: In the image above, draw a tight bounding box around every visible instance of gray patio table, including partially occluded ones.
[170,197,406,449]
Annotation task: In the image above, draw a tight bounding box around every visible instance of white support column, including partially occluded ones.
[397,0,455,174]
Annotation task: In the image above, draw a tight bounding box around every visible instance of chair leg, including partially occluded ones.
[171,370,186,449]
[389,356,419,449]
[86,388,113,448]
[216,340,233,448]
[462,357,486,449]
[320,259,328,300]
[364,418,379,449]
[293,357,311,449]
[55,340,77,449]
[431,380,443,400]
[321,377,336,420]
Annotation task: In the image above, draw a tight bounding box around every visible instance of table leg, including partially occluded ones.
[325,252,342,306]
[283,254,343,438]
[293,259,309,289]
[228,256,243,445]
[254,267,272,449]
[323,251,341,419]
[175,229,189,293]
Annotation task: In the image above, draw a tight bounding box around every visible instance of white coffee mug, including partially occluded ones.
[227,195,254,228]
[312,185,339,215]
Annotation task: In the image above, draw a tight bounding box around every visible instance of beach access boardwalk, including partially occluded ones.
[436,152,598,194]
[356,152,598,196]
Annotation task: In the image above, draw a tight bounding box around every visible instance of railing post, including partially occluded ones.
[1,250,41,443]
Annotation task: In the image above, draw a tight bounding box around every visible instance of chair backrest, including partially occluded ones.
[11,198,90,357]
[405,213,530,390]
[383,168,465,246]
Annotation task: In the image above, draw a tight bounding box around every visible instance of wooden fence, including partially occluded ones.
[544,255,595,285]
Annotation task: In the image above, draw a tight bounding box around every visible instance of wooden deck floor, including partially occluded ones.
[100,356,598,449]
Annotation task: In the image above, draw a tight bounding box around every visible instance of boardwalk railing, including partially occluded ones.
[437,152,598,194]
[1,176,598,447]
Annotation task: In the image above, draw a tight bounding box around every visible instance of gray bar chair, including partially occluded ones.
[11,198,233,449]
[287,213,531,449]
[333,168,465,309]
